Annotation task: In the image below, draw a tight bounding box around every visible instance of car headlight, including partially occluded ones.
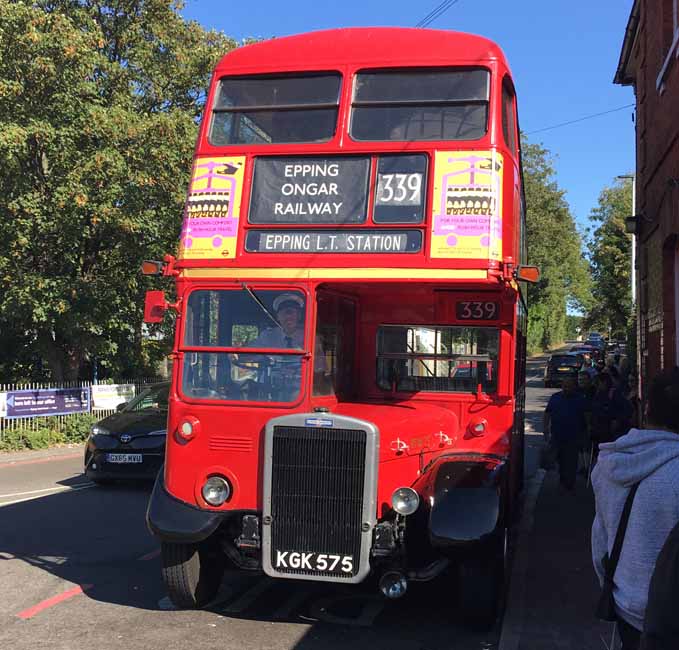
[90,425,110,437]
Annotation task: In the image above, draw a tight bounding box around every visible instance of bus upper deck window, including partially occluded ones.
[350,68,489,142]
[209,73,341,146]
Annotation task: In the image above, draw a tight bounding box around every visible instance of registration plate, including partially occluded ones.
[557,367,571,371]
[106,453,142,464]
[274,550,354,574]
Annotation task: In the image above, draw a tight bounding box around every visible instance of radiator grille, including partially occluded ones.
[270,426,366,578]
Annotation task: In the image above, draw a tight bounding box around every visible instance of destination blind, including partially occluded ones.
[249,156,370,224]
[245,230,422,253]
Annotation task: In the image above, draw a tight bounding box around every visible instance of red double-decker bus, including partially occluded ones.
[143,27,538,625]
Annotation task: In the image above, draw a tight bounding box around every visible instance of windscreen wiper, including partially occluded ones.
[240,283,285,334]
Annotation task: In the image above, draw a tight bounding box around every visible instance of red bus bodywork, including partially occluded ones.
[144,27,530,622]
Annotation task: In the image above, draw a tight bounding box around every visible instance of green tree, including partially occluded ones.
[586,179,633,338]
[0,0,235,381]
[522,138,591,351]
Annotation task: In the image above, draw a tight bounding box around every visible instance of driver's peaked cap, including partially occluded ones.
[273,293,304,312]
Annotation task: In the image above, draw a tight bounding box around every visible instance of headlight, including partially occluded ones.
[90,425,110,437]
[201,476,231,506]
[391,487,419,516]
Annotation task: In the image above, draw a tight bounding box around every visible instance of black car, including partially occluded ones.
[544,353,584,388]
[84,382,169,484]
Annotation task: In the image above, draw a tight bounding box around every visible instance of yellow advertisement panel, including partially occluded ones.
[430,151,503,260]
[178,156,246,260]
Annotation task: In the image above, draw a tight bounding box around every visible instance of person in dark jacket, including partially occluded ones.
[544,376,588,492]
[641,520,679,649]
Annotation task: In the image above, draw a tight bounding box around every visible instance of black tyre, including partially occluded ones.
[457,531,507,630]
[90,477,114,486]
[161,540,225,609]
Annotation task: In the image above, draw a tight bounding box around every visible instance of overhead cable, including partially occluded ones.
[525,103,636,135]
[415,0,462,28]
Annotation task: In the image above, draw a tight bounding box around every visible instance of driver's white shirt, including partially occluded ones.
[249,327,326,372]
[251,327,303,349]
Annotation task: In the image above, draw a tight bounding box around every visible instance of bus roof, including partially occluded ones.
[215,27,510,74]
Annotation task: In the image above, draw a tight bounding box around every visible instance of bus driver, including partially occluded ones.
[251,293,305,349]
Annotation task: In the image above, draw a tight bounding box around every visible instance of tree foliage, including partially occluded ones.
[585,179,633,338]
[0,0,235,381]
[522,138,591,351]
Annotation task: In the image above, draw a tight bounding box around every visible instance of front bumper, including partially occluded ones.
[85,447,164,481]
[146,471,225,544]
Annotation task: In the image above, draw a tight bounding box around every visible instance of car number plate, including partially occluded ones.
[557,367,571,371]
[106,453,142,464]
[274,550,354,574]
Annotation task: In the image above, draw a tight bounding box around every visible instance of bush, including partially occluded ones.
[62,414,98,443]
[0,413,96,452]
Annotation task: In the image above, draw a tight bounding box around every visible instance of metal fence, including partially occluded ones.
[0,378,164,441]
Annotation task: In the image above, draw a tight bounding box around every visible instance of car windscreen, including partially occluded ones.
[376,325,498,393]
[209,73,341,145]
[124,384,169,411]
[550,355,580,366]
[350,68,489,142]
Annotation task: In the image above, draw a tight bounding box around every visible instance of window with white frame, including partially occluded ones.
[657,0,679,90]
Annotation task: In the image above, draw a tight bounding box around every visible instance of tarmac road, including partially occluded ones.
[0,360,552,650]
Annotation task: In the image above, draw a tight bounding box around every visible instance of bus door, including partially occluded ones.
[314,291,357,401]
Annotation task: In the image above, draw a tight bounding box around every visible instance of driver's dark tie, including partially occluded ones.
[285,336,294,348]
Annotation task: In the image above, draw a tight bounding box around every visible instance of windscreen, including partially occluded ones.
[351,68,489,142]
[376,325,499,393]
[210,73,341,145]
[551,355,580,367]
[182,289,307,403]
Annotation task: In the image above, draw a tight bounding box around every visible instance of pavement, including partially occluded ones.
[501,354,617,650]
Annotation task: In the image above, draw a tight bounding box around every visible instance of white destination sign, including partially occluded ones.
[245,230,422,253]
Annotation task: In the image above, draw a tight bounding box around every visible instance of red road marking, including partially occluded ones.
[0,452,82,469]
[17,584,92,620]
[138,548,161,561]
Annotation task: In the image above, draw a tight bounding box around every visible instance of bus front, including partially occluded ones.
[144,28,535,626]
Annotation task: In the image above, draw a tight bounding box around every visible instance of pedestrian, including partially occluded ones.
[592,369,679,650]
[590,372,632,450]
[543,376,588,492]
[641,519,679,649]
[578,370,596,401]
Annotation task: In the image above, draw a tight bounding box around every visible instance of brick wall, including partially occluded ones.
[621,0,679,394]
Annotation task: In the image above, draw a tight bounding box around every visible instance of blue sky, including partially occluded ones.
[180,0,635,233]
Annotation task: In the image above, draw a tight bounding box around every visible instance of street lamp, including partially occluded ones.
[616,174,640,399]
[616,174,636,302]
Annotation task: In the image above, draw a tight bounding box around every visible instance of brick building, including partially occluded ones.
[615,0,679,391]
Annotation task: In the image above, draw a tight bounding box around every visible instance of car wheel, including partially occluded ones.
[90,477,114,486]
[161,539,225,609]
[456,531,506,630]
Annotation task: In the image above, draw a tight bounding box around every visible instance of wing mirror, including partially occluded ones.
[144,290,168,324]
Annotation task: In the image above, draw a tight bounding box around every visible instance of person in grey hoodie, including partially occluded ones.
[592,369,679,650]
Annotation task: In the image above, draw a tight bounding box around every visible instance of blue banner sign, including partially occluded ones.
[0,387,91,419]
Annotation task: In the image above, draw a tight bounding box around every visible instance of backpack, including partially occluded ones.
[641,521,679,649]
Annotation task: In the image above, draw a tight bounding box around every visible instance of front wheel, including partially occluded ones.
[161,540,225,608]
[457,531,507,629]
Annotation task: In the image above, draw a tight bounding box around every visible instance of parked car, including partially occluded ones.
[84,382,169,484]
[544,353,585,388]
[570,344,600,364]
[585,333,606,351]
